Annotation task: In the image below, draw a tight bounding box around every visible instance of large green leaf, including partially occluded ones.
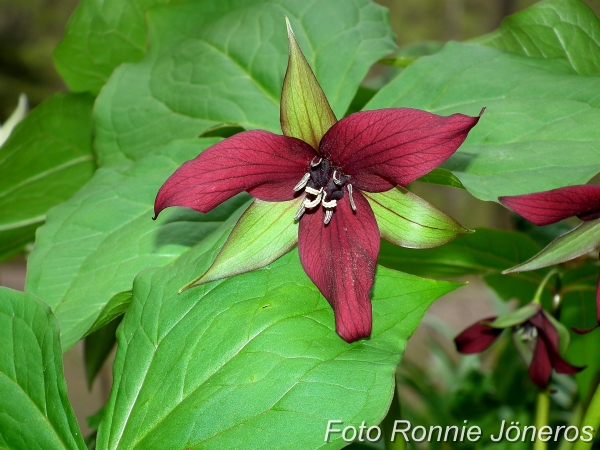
[474,0,600,75]
[97,241,460,449]
[94,0,395,166]
[0,287,85,449]
[53,0,174,94]
[25,138,249,350]
[366,42,600,202]
[0,93,95,260]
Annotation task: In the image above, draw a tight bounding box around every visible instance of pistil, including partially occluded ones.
[293,157,355,223]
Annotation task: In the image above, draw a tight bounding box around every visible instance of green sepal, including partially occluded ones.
[280,17,337,150]
[484,303,541,329]
[364,187,472,249]
[544,311,571,355]
[504,218,600,273]
[183,198,301,289]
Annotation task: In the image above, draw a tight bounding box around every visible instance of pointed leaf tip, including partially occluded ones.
[281,17,336,150]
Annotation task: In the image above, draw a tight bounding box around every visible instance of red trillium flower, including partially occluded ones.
[154,18,482,342]
[499,184,600,331]
[455,305,584,388]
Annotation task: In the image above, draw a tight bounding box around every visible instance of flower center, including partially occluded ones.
[515,323,538,342]
[293,156,356,224]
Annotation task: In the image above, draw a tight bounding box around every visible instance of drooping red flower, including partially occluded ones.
[499,185,600,226]
[153,19,482,342]
[455,306,584,388]
[499,184,600,331]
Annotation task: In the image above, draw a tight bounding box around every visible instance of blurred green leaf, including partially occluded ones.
[378,228,542,278]
[366,42,600,202]
[85,318,121,390]
[505,219,600,273]
[25,138,249,350]
[474,0,600,75]
[364,187,471,249]
[0,287,85,449]
[96,241,460,449]
[190,199,300,287]
[53,0,174,94]
[94,0,395,166]
[0,93,95,260]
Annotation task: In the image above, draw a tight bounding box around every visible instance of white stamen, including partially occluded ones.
[347,184,356,211]
[324,209,333,224]
[311,157,323,167]
[294,204,306,221]
[333,170,343,186]
[322,198,337,208]
[303,193,322,208]
[293,172,310,191]
[305,186,322,196]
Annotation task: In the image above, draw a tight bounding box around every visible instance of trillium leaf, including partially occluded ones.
[366,42,600,202]
[416,168,466,189]
[504,218,600,273]
[53,0,172,94]
[94,0,395,166]
[25,138,250,350]
[86,291,132,337]
[96,241,460,449]
[186,198,301,288]
[473,0,600,75]
[280,17,337,149]
[483,303,540,329]
[0,287,85,450]
[364,187,471,249]
[0,93,95,261]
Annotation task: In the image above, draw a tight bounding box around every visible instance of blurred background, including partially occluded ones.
[1,0,599,443]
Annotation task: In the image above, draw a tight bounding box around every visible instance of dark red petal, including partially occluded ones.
[154,131,315,216]
[529,311,585,379]
[298,191,380,342]
[319,108,482,192]
[454,317,503,354]
[529,336,553,388]
[499,185,600,226]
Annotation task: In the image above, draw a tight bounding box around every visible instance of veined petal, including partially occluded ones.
[500,185,600,226]
[154,131,315,216]
[319,108,482,191]
[298,191,379,342]
[280,18,337,150]
[454,317,503,354]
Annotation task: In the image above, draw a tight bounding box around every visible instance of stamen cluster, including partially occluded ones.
[293,156,356,224]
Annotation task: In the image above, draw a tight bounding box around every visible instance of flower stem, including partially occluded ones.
[534,390,550,450]
[533,269,559,305]
[573,382,600,450]
[381,382,406,450]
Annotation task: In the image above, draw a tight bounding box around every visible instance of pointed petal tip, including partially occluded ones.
[454,317,503,354]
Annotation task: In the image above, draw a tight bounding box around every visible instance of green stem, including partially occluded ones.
[533,269,559,305]
[573,383,600,450]
[381,382,406,450]
[534,390,550,450]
